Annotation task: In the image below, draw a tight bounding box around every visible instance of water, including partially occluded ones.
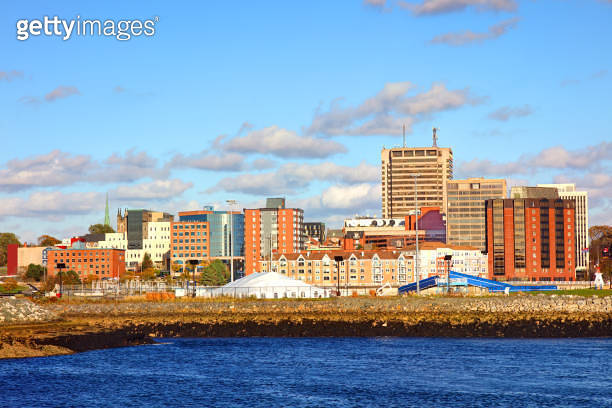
[2,338,611,407]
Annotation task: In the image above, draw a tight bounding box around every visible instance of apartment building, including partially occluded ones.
[304,222,326,242]
[402,241,488,280]
[261,250,414,287]
[446,178,507,251]
[537,183,589,279]
[381,132,453,218]
[47,244,125,279]
[245,198,305,275]
[485,198,577,281]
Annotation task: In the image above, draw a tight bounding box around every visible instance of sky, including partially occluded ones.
[1,0,611,243]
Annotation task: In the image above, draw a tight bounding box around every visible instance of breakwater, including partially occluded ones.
[1,295,611,358]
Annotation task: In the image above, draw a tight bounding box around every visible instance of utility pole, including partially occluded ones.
[413,174,421,294]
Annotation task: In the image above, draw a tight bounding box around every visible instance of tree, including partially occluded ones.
[58,269,81,285]
[200,260,229,286]
[141,252,154,271]
[88,224,115,234]
[0,232,20,266]
[589,225,612,283]
[37,235,61,247]
[25,264,45,282]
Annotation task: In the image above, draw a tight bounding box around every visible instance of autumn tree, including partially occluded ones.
[589,225,612,281]
[37,235,61,247]
[141,252,154,271]
[88,224,115,234]
[0,232,20,266]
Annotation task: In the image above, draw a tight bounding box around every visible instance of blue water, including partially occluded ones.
[2,338,611,407]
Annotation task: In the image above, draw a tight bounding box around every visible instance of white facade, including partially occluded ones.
[538,183,589,273]
[404,245,488,280]
[96,222,171,268]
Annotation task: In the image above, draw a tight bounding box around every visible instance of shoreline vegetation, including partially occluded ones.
[1,295,611,359]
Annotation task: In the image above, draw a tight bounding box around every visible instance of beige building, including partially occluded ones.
[537,183,589,278]
[381,135,453,218]
[447,178,507,251]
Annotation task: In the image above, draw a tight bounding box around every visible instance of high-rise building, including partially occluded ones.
[117,209,174,250]
[537,183,589,278]
[446,178,507,251]
[381,131,453,218]
[485,198,576,282]
[244,199,305,275]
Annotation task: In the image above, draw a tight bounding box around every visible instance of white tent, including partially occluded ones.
[201,272,331,299]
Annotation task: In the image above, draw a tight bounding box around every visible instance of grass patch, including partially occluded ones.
[525,288,612,297]
[0,285,27,294]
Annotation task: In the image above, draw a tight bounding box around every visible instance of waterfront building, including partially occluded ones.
[537,183,589,279]
[381,130,453,218]
[46,243,125,279]
[244,199,305,275]
[170,206,244,269]
[485,198,576,281]
[304,222,326,242]
[446,178,507,251]
[402,241,488,280]
[261,250,414,288]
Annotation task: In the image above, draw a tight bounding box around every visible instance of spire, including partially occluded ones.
[104,193,110,226]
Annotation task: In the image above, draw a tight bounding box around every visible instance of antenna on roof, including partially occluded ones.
[432,127,439,147]
[402,124,406,148]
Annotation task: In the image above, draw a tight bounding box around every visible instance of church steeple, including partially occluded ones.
[104,193,110,226]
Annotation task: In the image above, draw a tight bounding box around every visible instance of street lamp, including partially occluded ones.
[188,259,199,297]
[226,199,238,282]
[334,255,343,296]
[444,254,453,294]
[56,262,66,298]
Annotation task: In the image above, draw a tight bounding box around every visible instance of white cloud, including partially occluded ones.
[399,0,517,15]
[430,17,520,46]
[169,151,246,172]
[209,161,379,195]
[0,70,24,82]
[223,125,347,158]
[487,104,533,121]
[306,82,481,136]
[0,191,103,221]
[44,86,80,102]
[112,179,193,201]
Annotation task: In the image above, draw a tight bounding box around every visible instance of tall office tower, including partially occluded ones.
[485,198,577,282]
[446,178,507,251]
[381,130,453,218]
[244,199,305,275]
[537,183,589,279]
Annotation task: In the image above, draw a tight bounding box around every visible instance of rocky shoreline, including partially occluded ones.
[1,296,611,359]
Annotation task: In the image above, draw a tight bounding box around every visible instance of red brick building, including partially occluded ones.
[245,203,304,275]
[485,198,576,281]
[47,247,126,279]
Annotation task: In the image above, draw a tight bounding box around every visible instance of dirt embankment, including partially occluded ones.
[1,296,611,359]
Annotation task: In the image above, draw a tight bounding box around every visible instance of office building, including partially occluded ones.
[381,130,453,218]
[446,178,507,251]
[244,199,305,275]
[510,186,559,200]
[169,207,244,271]
[47,243,125,279]
[117,209,174,250]
[485,198,576,282]
[537,183,589,278]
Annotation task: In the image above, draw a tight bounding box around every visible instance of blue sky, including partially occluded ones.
[1,0,611,243]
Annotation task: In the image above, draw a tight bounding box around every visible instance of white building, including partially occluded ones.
[96,221,171,269]
[538,183,589,276]
[403,242,487,280]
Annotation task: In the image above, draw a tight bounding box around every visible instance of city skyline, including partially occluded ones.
[1,1,611,243]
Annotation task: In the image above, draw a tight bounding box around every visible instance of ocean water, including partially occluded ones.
[2,338,611,407]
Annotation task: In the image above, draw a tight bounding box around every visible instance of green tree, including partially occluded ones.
[141,252,154,271]
[58,269,81,285]
[200,260,229,286]
[88,224,115,234]
[590,225,612,282]
[0,232,21,267]
[25,264,45,282]
[37,234,61,247]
